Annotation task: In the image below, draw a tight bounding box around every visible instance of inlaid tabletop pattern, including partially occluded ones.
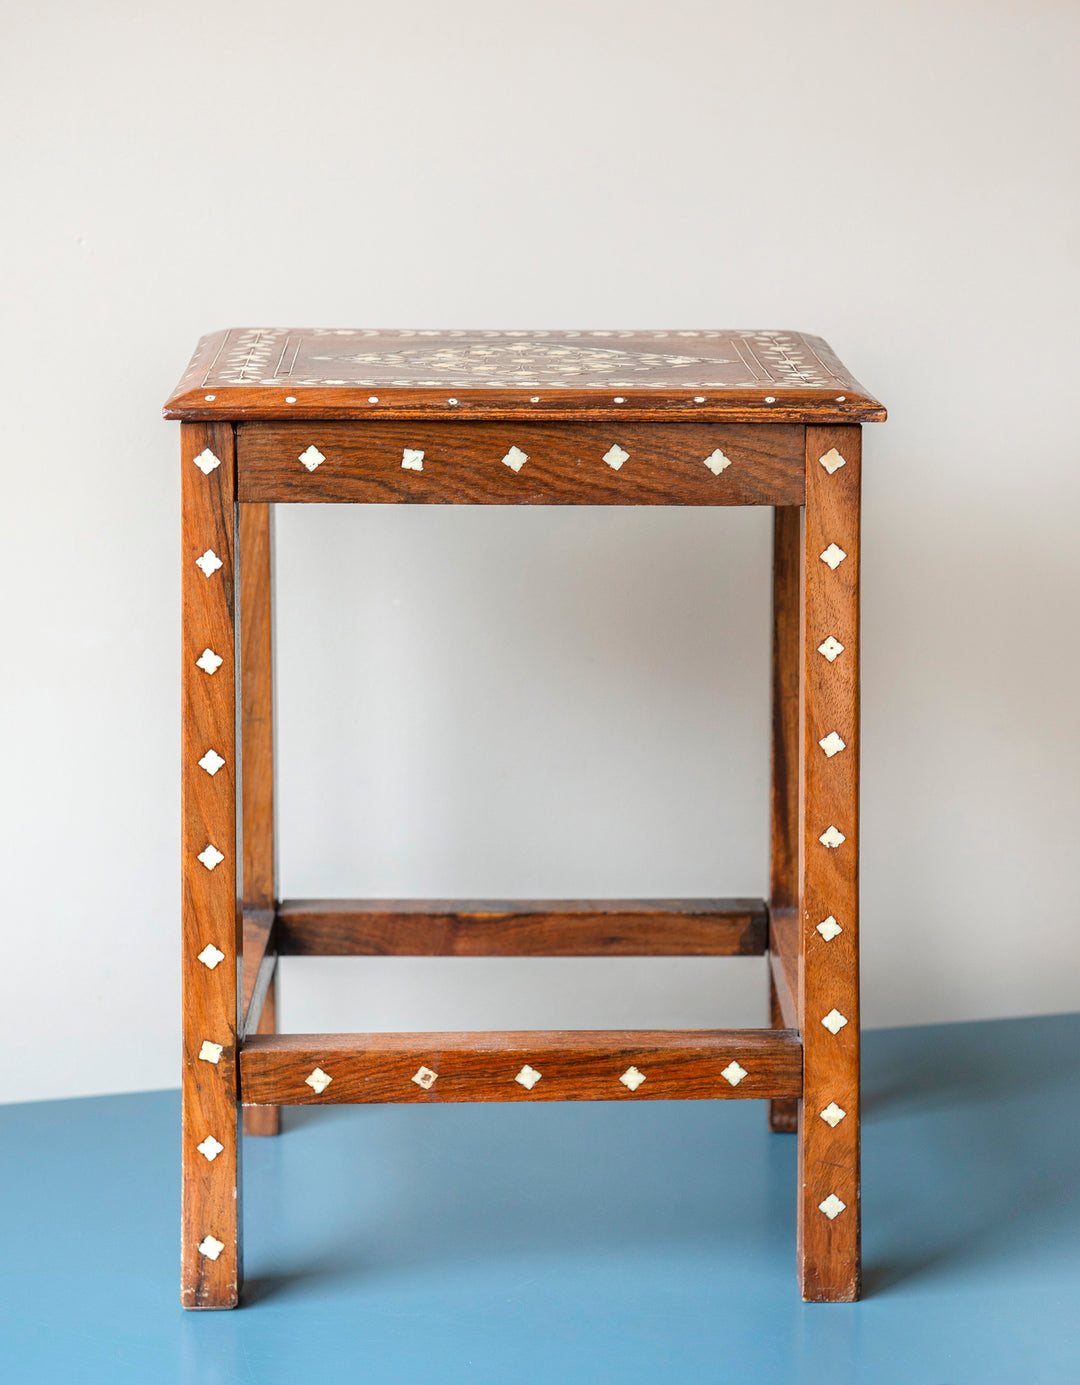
[164,329,885,423]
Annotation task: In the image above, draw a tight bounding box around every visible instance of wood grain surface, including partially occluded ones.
[769,907,799,1032]
[768,506,802,1134]
[241,1029,803,1106]
[236,422,804,506]
[239,503,280,1137]
[180,422,242,1309]
[240,908,276,1038]
[239,504,276,911]
[274,898,768,957]
[797,426,861,1302]
[163,328,886,424]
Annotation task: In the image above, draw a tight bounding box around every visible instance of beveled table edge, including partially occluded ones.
[163,328,887,424]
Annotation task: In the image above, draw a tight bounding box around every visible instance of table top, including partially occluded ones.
[163,328,885,424]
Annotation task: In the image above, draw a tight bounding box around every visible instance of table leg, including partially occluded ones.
[769,506,801,1132]
[240,502,280,1138]
[797,425,861,1301]
[181,422,243,1308]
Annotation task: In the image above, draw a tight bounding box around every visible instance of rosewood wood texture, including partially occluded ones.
[274,898,767,957]
[241,1029,803,1106]
[180,422,242,1309]
[236,422,804,506]
[239,502,280,1137]
[242,976,280,1138]
[241,909,276,1036]
[797,426,861,1302]
[164,328,886,424]
[768,907,799,1032]
[239,504,276,911]
[769,506,802,1134]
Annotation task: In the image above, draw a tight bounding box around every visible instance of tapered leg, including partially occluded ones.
[769,506,800,1133]
[239,503,280,1138]
[181,422,242,1308]
[797,426,861,1302]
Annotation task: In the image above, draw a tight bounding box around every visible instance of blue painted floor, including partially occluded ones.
[2,1013,1078,1384]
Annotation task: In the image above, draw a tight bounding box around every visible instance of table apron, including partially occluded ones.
[236,421,805,505]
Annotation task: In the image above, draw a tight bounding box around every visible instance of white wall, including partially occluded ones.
[2,0,1078,1103]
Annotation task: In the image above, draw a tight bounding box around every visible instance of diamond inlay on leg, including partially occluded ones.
[198,1234,225,1260]
[198,748,226,776]
[818,1194,847,1220]
[819,731,846,758]
[195,549,223,577]
[298,445,325,471]
[198,1040,223,1064]
[197,844,224,871]
[721,1060,747,1086]
[515,1065,542,1090]
[193,448,221,475]
[196,648,223,675]
[819,448,846,475]
[816,916,843,942]
[817,636,845,663]
[820,1102,847,1128]
[619,1066,646,1091]
[502,445,529,473]
[305,1068,332,1095]
[401,448,424,471]
[197,943,225,969]
[820,543,847,570]
[197,1135,225,1161]
[704,448,731,476]
[819,825,846,849]
[412,1066,438,1090]
[821,1009,849,1035]
[603,444,629,471]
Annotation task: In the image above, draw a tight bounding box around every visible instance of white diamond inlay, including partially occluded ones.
[603,444,629,471]
[198,749,226,776]
[298,445,325,471]
[816,916,843,942]
[502,445,529,473]
[818,636,845,663]
[515,1064,542,1090]
[721,1061,747,1087]
[195,549,223,578]
[198,1234,225,1260]
[412,1066,438,1090]
[819,825,846,849]
[198,1040,223,1064]
[197,844,224,871]
[820,543,847,570]
[704,449,731,476]
[197,943,226,969]
[821,1009,849,1035]
[401,448,424,471]
[820,1102,847,1128]
[819,1193,847,1220]
[619,1066,646,1092]
[196,648,223,675]
[819,731,846,758]
[305,1068,332,1095]
[197,1135,225,1161]
[819,448,846,475]
[193,448,221,475]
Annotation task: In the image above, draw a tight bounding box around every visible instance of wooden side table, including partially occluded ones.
[165,328,885,1308]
